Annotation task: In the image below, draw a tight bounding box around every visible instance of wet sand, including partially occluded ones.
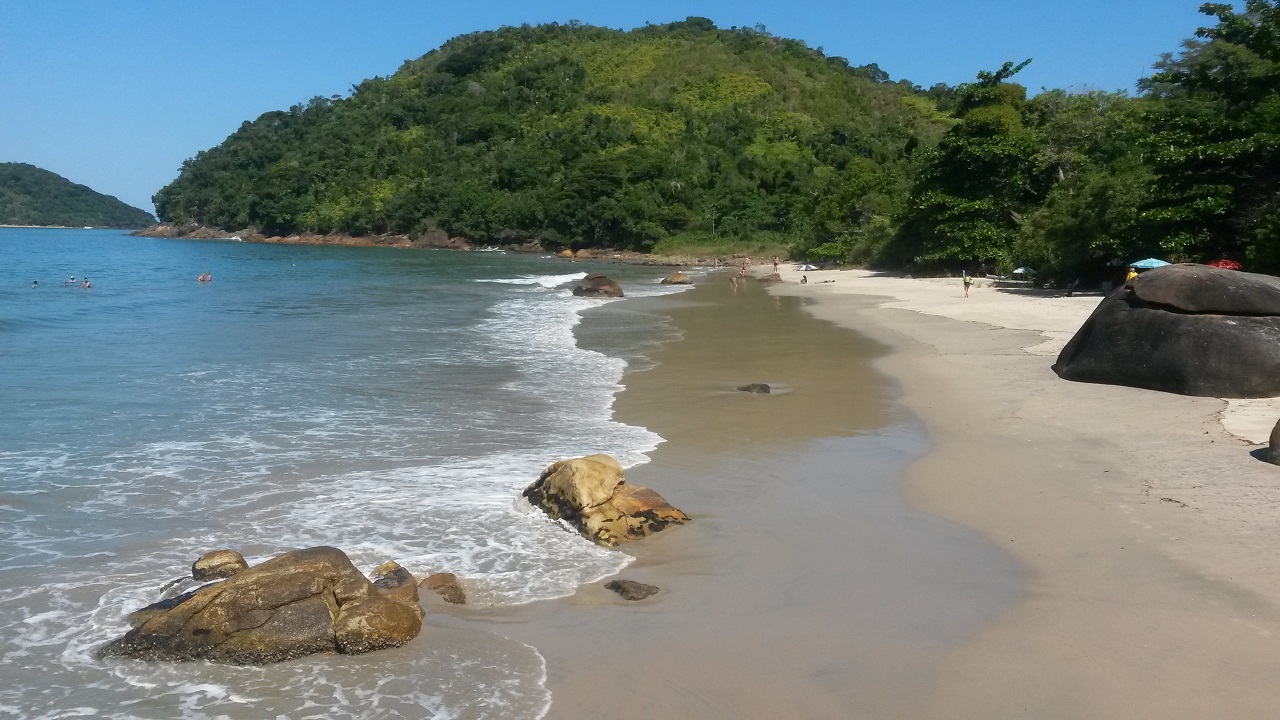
[471,277,1023,717]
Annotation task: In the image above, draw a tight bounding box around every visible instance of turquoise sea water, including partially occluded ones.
[0,228,690,718]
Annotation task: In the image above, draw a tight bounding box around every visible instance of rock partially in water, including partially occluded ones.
[96,546,423,665]
[572,273,623,297]
[1053,264,1280,397]
[191,549,248,582]
[420,572,467,605]
[605,579,659,601]
[661,272,692,285]
[737,383,771,394]
[523,454,689,547]
[757,273,783,284]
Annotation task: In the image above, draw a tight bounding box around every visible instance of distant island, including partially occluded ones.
[0,162,154,229]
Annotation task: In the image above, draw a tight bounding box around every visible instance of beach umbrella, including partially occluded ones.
[1206,259,1241,270]
[798,264,819,271]
[1130,258,1170,269]
[1012,267,1035,275]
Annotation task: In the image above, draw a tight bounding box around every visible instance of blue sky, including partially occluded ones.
[1,1,1212,214]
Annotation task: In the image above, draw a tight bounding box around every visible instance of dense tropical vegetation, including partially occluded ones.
[1,163,154,228]
[155,3,1280,277]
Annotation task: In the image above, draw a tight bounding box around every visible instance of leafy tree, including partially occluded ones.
[1140,0,1280,269]
[889,60,1048,269]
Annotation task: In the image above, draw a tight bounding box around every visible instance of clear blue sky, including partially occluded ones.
[0,1,1214,214]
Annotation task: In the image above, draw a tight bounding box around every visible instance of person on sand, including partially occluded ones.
[963,270,974,298]
[772,256,779,273]
[800,274,808,284]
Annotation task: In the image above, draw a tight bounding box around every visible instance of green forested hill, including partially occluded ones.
[0,163,154,228]
[153,19,951,254]
[155,5,1280,276]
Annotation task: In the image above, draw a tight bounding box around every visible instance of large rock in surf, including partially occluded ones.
[573,273,624,297]
[661,272,692,285]
[523,454,689,547]
[1053,264,1280,397]
[96,546,423,665]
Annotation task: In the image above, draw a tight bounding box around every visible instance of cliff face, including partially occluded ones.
[0,163,154,228]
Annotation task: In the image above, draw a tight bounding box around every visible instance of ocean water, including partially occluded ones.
[0,228,693,719]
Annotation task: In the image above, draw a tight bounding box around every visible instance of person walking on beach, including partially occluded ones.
[963,270,973,298]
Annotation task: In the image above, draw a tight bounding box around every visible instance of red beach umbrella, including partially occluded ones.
[1206,259,1242,270]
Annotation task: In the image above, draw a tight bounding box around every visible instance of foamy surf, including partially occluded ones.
[0,229,692,718]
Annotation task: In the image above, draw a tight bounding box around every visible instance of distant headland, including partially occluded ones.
[0,163,154,229]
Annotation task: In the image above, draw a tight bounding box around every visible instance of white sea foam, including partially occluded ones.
[475,272,587,288]
[0,249,688,718]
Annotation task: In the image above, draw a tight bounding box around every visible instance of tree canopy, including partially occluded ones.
[153,19,950,253]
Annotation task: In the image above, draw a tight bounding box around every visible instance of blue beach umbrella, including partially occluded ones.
[1130,258,1170,269]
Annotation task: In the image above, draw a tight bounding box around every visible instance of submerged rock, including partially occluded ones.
[1053,264,1280,397]
[523,454,689,547]
[605,579,659,601]
[572,273,623,297]
[96,547,423,665]
[737,383,771,394]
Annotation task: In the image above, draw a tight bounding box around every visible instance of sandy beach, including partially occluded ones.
[769,266,1280,717]
[476,263,1280,719]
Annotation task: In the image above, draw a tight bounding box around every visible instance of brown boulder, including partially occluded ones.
[96,547,423,665]
[737,383,771,394]
[574,249,594,259]
[192,549,248,581]
[572,274,624,298]
[413,230,471,250]
[757,273,783,284]
[661,272,692,285]
[371,561,419,604]
[605,579,659,601]
[558,249,574,258]
[523,454,689,547]
[420,572,467,605]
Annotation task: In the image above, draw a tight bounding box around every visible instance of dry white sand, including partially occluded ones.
[769,265,1280,717]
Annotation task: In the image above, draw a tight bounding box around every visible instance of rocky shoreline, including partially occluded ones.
[132,222,708,266]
